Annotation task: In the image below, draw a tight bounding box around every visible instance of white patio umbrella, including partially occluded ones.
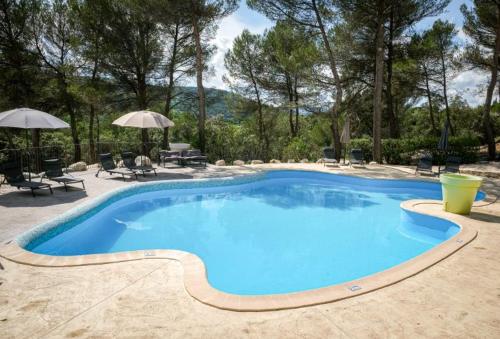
[112,110,174,129]
[0,107,70,180]
[112,110,174,164]
[340,119,350,164]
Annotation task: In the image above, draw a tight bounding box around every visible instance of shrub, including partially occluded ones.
[349,138,373,162]
[349,135,480,165]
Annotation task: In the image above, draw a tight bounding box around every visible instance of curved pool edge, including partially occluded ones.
[0,168,487,311]
[0,198,478,311]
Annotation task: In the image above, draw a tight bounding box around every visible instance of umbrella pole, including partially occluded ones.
[25,129,31,181]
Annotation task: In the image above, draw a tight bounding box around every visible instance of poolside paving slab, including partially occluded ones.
[0,163,499,338]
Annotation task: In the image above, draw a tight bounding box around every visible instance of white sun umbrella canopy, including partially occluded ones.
[112,110,174,165]
[112,110,174,129]
[0,107,70,129]
[0,108,70,181]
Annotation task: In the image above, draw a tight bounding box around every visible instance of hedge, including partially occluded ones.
[349,135,480,165]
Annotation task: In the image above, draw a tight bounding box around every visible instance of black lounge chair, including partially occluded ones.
[439,155,461,175]
[1,161,53,197]
[42,158,85,191]
[159,150,181,167]
[121,152,157,177]
[349,149,365,167]
[96,153,138,180]
[180,149,207,167]
[322,147,338,167]
[415,153,434,176]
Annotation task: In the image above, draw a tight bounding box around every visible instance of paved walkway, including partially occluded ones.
[0,164,499,338]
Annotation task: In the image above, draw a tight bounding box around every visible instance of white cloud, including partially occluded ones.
[202,10,271,89]
[449,69,489,106]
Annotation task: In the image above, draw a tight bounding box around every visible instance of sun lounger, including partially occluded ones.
[415,153,434,176]
[322,147,339,167]
[121,152,157,177]
[1,161,53,197]
[349,149,365,167]
[180,149,207,167]
[42,159,85,191]
[96,153,138,180]
[159,150,181,167]
[439,155,461,175]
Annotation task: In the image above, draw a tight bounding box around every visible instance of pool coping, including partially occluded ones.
[0,170,493,311]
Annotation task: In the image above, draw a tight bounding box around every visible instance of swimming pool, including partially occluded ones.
[19,170,483,296]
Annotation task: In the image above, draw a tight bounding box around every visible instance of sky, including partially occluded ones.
[203,0,486,107]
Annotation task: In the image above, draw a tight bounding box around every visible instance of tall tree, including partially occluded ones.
[224,30,267,154]
[248,0,344,160]
[32,0,82,160]
[461,0,499,160]
[373,0,385,163]
[261,22,319,138]
[0,0,41,147]
[424,19,457,135]
[408,33,442,135]
[151,0,199,149]
[384,1,449,138]
[100,0,163,152]
[72,0,107,162]
[184,0,237,153]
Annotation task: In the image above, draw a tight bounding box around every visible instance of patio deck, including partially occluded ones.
[0,163,499,338]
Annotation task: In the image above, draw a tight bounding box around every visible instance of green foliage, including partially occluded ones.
[350,136,481,165]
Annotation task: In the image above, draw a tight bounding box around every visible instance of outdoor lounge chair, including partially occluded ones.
[42,158,85,191]
[180,149,207,167]
[1,161,53,197]
[159,150,181,167]
[349,149,365,167]
[96,153,138,180]
[415,153,434,176]
[322,147,339,167]
[121,152,157,177]
[439,155,461,175]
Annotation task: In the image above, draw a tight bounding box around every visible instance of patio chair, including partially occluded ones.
[322,147,338,167]
[96,153,138,181]
[42,159,85,191]
[159,150,181,167]
[439,155,461,175]
[1,161,53,197]
[349,149,365,167]
[415,153,435,176]
[180,149,207,167]
[121,152,157,177]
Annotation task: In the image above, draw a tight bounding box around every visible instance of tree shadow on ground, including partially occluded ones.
[0,187,87,207]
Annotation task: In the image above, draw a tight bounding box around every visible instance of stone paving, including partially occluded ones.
[0,163,499,338]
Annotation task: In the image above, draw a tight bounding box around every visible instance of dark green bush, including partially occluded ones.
[349,135,480,165]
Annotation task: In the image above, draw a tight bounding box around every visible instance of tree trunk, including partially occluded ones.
[373,0,385,164]
[423,65,437,135]
[137,74,150,155]
[294,76,299,135]
[89,104,96,163]
[289,92,295,137]
[192,15,207,153]
[60,79,81,162]
[163,22,180,150]
[439,48,454,135]
[312,0,342,161]
[482,5,500,160]
[249,67,264,157]
[386,7,399,138]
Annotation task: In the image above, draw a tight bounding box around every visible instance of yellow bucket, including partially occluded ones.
[440,173,483,214]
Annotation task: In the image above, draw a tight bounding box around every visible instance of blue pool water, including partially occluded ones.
[24,171,483,295]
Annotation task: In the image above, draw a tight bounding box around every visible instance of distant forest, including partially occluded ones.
[0,0,499,164]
